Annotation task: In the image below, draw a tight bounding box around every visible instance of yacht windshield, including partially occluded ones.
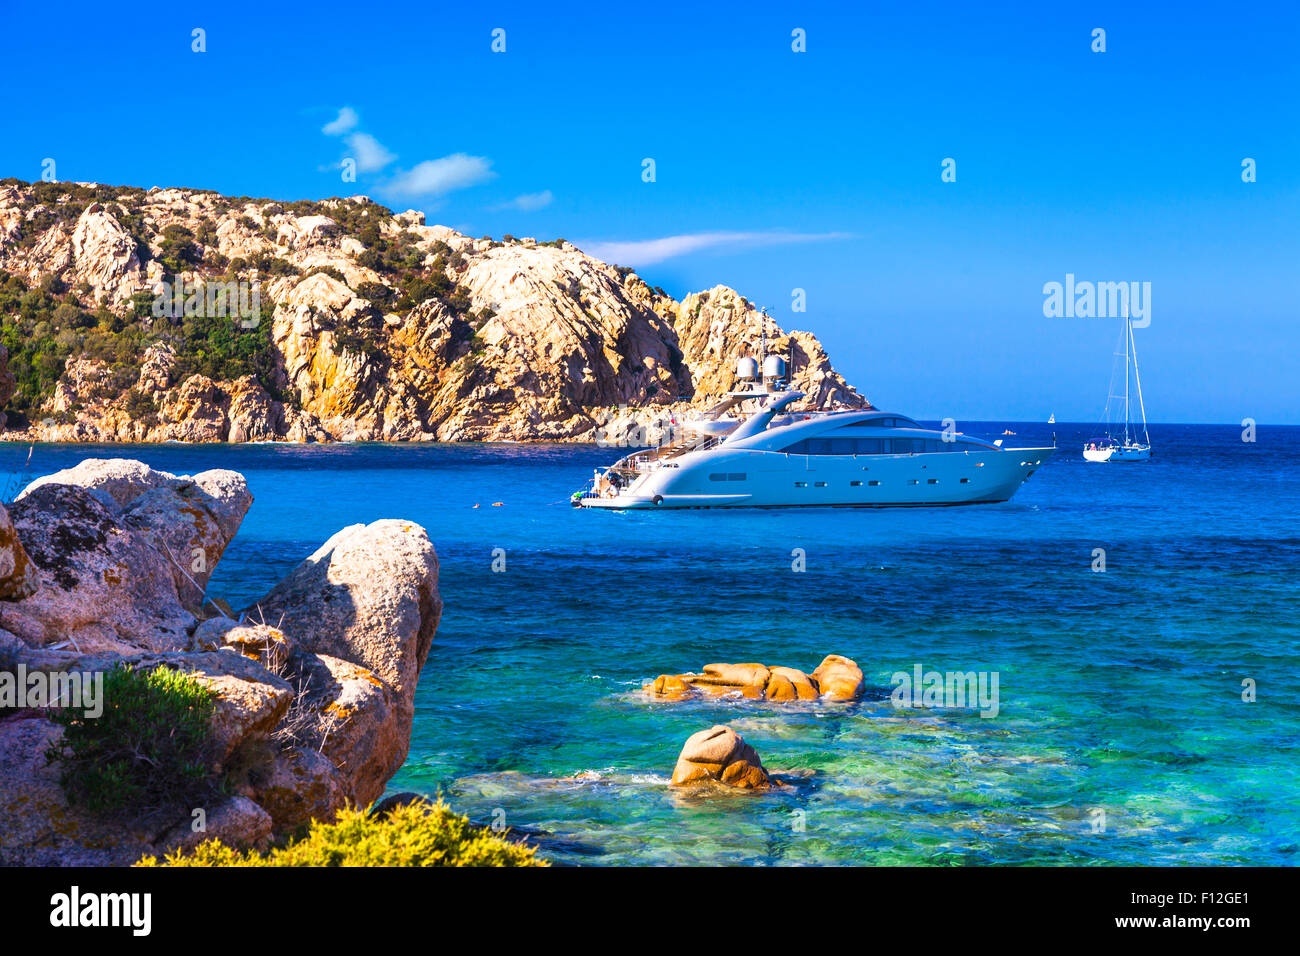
[782,437,987,455]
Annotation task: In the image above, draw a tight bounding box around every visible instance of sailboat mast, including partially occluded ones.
[1123,317,1131,445]
[1129,317,1150,444]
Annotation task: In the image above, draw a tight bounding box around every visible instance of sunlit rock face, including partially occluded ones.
[0,181,867,443]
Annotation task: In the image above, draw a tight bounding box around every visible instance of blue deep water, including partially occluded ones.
[3,421,1297,865]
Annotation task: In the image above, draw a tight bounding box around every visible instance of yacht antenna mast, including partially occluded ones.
[759,308,768,365]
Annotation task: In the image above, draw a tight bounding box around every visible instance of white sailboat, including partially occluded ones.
[1083,315,1151,462]
[1047,412,1055,424]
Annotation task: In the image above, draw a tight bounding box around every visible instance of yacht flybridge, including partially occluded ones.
[574,345,1055,510]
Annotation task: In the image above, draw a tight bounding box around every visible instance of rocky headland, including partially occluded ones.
[0,178,868,444]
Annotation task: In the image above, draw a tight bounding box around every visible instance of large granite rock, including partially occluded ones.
[252,746,345,831]
[19,458,172,510]
[12,459,252,617]
[245,518,442,803]
[284,651,400,808]
[0,503,40,600]
[0,485,194,653]
[0,456,443,863]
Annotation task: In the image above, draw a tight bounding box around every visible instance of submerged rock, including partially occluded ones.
[646,654,865,703]
[810,654,867,701]
[670,725,771,790]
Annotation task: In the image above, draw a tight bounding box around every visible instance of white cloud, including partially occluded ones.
[322,107,359,136]
[578,231,856,267]
[491,190,554,212]
[382,154,496,198]
[346,132,396,172]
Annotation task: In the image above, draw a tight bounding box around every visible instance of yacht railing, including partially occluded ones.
[610,432,723,476]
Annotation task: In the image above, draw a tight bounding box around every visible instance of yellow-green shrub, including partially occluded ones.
[136,802,547,867]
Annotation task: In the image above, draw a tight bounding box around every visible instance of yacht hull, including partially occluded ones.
[580,447,1054,509]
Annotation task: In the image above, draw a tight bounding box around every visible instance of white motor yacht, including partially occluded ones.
[574,355,1055,509]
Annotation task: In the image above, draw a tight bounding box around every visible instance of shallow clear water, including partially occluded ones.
[4,422,1298,865]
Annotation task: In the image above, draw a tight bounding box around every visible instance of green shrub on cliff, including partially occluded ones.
[137,803,548,867]
[47,664,219,817]
[1,269,289,423]
[1,273,149,421]
[169,307,283,396]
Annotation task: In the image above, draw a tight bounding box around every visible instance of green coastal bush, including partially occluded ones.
[137,803,548,867]
[0,272,152,422]
[0,268,287,420]
[169,306,283,394]
[47,664,219,816]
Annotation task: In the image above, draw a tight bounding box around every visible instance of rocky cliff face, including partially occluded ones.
[0,458,441,865]
[0,179,868,442]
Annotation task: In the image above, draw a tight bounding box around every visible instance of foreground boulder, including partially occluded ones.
[0,457,441,864]
[0,486,196,653]
[244,519,442,809]
[646,654,865,703]
[670,725,772,790]
[0,503,39,600]
[17,458,252,612]
[0,713,274,866]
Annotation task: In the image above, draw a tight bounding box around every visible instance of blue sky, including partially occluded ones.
[1,0,1296,423]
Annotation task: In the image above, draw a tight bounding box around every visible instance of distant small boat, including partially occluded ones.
[1002,429,1016,436]
[1084,315,1151,462]
[1047,413,1055,424]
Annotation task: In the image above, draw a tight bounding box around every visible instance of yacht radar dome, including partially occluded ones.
[763,354,787,381]
[736,356,759,381]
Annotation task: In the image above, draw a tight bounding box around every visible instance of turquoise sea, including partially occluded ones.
[4,422,1297,866]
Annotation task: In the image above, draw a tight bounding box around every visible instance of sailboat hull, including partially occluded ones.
[1110,444,1151,461]
[1084,443,1150,463]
